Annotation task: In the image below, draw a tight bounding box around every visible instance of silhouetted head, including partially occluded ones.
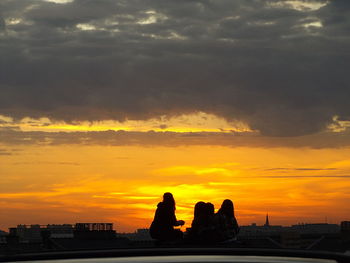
[194,201,207,218]
[163,192,175,210]
[206,202,215,216]
[218,199,234,218]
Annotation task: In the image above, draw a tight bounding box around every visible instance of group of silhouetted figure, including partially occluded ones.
[150,192,239,244]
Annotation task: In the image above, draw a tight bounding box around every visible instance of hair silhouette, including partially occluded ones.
[206,202,215,216]
[163,192,175,211]
[193,201,206,219]
[218,199,234,218]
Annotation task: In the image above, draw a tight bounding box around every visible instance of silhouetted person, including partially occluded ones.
[150,192,185,242]
[189,201,216,243]
[190,201,207,237]
[215,199,239,241]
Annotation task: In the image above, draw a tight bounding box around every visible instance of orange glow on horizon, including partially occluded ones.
[1,144,350,232]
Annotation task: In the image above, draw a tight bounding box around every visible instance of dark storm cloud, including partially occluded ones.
[0,0,349,136]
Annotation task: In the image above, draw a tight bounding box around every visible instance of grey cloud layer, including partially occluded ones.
[1,0,349,136]
[2,128,350,149]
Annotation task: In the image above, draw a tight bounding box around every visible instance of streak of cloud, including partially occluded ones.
[3,128,350,148]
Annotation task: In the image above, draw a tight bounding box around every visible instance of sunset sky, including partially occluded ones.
[1,0,350,232]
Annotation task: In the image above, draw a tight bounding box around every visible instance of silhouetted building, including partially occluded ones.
[47,224,74,238]
[0,230,7,244]
[238,216,342,250]
[5,228,20,249]
[2,223,131,252]
[341,221,350,247]
[291,223,340,235]
[240,225,284,237]
[6,223,115,243]
[341,221,350,234]
[12,225,42,243]
[264,214,270,227]
[118,229,154,247]
[74,223,116,239]
[240,222,340,238]
[75,223,113,231]
[118,229,152,241]
[6,224,75,243]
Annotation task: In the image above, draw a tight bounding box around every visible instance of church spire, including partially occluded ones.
[264,213,270,227]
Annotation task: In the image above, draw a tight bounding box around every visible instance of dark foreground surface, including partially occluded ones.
[1,248,350,263]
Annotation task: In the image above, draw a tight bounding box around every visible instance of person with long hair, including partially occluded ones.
[189,201,216,243]
[189,201,207,240]
[150,192,185,241]
[215,199,239,241]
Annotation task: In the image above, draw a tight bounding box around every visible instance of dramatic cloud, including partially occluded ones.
[1,0,349,136]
